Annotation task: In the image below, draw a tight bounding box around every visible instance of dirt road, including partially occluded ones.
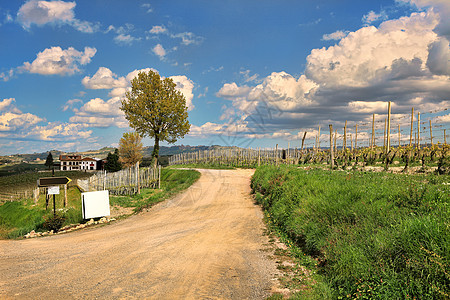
[0,169,278,299]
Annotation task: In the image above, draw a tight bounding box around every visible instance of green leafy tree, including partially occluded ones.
[119,132,143,168]
[104,149,122,172]
[121,70,190,167]
[44,152,53,170]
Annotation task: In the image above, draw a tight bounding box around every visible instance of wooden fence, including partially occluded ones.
[77,163,160,195]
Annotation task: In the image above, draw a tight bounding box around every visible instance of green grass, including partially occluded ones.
[252,166,449,299]
[0,168,200,239]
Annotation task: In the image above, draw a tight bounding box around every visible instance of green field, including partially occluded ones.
[0,168,200,239]
[252,166,449,299]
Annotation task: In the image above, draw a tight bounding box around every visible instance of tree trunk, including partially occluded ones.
[152,135,160,169]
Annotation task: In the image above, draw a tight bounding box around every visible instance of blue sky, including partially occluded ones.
[0,0,449,155]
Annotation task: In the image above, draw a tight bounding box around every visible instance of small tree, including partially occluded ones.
[121,70,190,167]
[104,149,122,172]
[45,152,54,170]
[119,132,143,168]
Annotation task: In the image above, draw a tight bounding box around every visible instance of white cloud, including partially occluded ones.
[82,67,128,89]
[17,0,98,33]
[0,98,16,111]
[170,75,195,111]
[149,25,167,34]
[0,69,14,82]
[171,32,204,45]
[113,33,141,45]
[141,3,153,13]
[322,30,349,41]
[26,122,93,141]
[70,97,128,128]
[62,99,83,111]
[152,44,166,59]
[0,112,44,132]
[20,46,96,75]
[362,10,387,25]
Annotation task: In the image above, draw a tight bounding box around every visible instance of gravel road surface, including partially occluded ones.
[0,169,278,299]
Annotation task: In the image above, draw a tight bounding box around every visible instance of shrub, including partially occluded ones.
[42,213,66,232]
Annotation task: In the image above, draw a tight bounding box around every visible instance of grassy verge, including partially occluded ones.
[0,168,200,239]
[252,165,449,299]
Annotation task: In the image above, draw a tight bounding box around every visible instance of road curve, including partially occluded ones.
[0,169,278,299]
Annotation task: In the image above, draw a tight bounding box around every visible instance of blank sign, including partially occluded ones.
[81,190,110,219]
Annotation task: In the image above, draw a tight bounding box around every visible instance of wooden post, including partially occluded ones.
[410,107,414,146]
[429,120,433,145]
[355,124,358,149]
[417,112,421,149]
[371,114,375,149]
[258,147,261,167]
[158,165,161,189]
[287,141,290,164]
[137,161,140,194]
[301,132,307,153]
[329,124,334,169]
[383,119,386,151]
[317,126,321,150]
[275,144,279,166]
[387,101,391,153]
[64,184,67,207]
[343,121,347,151]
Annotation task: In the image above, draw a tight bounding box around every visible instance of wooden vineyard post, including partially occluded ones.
[383,119,386,151]
[343,121,347,151]
[371,114,375,149]
[429,120,433,145]
[287,141,290,165]
[301,132,307,153]
[355,124,358,149]
[329,124,334,169]
[158,165,161,189]
[417,112,421,149]
[350,134,353,152]
[137,161,140,194]
[275,144,279,166]
[317,126,321,151]
[410,107,414,146]
[387,101,391,153]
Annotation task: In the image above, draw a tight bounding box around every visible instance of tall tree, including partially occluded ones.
[119,132,143,168]
[121,70,190,167]
[44,152,53,170]
[104,149,122,172]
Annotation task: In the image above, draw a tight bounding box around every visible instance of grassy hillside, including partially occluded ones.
[252,166,449,299]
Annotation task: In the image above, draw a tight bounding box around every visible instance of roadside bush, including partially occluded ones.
[41,213,66,232]
[252,166,449,299]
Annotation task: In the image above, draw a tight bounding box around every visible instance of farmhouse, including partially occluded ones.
[59,155,103,171]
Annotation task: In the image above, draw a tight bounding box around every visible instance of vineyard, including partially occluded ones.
[170,104,449,173]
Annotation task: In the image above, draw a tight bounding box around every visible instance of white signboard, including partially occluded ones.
[81,190,110,219]
[47,186,60,195]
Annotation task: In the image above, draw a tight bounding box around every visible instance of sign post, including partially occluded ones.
[38,177,71,217]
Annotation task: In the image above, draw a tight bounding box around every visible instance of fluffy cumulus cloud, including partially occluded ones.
[211,5,450,141]
[20,46,96,75]
[82,67,127,89]
[17,0,99,33]
[152,44,166,60]
[69,97,128,128]
[0,98,93,150]
[362,10,388,26]
[170,75,195,111]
